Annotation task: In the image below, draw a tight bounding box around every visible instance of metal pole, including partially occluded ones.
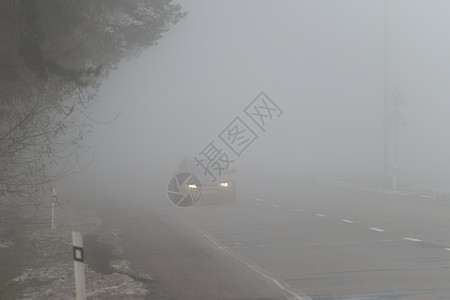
[383,0,390,185]
[72,231,87,300]
[393,123,398,190]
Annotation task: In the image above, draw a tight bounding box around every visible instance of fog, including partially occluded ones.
[63,0,450,202]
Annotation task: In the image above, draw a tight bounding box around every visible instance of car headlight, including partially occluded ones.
[188,184,197,189]
[219,182,229,188]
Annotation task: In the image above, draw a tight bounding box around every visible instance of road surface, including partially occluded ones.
[96,181,450,299]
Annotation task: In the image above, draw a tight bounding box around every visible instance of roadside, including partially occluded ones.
[0,194,153,300]
[314,172,450,201]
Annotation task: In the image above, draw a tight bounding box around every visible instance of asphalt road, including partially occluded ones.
[97,181,450,299]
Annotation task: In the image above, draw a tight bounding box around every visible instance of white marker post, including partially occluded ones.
[51,188,57,232]
[72,231,86,300]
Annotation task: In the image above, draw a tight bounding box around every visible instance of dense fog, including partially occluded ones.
[6,2,450,299]
[63,0,450,202]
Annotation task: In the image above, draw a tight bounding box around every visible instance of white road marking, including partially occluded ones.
[315,214,326,217]
[403,238,422,242]
[341,219,354,223]
[238,194,263,202]
[369,227,385,232]
[182,220,311,300]
[272,204,280,208]
[445,248,450,251]
[293,209,303,212]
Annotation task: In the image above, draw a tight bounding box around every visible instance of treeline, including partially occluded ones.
[0,0,185,222]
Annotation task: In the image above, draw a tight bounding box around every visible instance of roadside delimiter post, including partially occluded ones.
[51,188,57,232]
[72,231,87,300]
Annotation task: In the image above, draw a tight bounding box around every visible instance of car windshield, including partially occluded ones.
[177,158,202,175]
[3,1,450,299]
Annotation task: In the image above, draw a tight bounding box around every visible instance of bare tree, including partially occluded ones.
[0,0,186,222]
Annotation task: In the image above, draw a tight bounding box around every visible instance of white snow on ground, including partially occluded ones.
[0,226,12,249]
[0,240,12,249]
[19,262,149,300]
[16,196,153,300]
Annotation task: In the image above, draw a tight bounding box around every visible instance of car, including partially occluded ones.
[176,157,237,205]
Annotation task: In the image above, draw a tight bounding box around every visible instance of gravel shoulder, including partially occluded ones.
[0,195,154,300]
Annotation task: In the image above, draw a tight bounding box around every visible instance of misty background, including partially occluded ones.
[66,0,450,201]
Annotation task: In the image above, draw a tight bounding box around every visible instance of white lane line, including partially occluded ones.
[293,209,303,212]
[369,227,385,232]
[403,238,422,242]
[183,221,311,299]
[341,219,354,223]
[239,194,264,202]
[315,214,326,217]
[272,204,280,208]
[445,248,450,251]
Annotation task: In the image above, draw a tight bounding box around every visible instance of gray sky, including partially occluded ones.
[75,0,450,197]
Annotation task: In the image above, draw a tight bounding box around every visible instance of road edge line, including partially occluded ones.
[180,217,312,300]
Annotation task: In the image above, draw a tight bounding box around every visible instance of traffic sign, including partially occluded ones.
[388,107,406,126]
[167,173,202,207]
[388,88,406,106]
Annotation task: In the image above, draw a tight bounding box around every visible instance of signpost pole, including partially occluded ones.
[387,88,406,190]
[393,122,398,190]
[51,188,57,232]
[383,0,390,185]
[72,231,86,300]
